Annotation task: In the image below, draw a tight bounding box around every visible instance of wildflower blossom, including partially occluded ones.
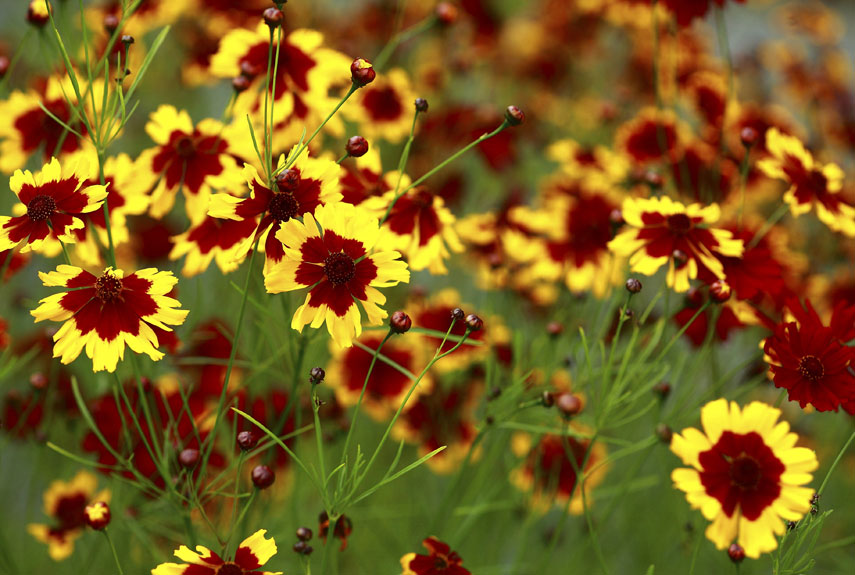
[31,265,188,372]
[401,537,471,575]
[670,399,817,558]
[152,529,281,575]
[343,68,417,143]
[264,203,409,347]
[27,471,110,561]
[0,157,107,256]
[607,196,744,292]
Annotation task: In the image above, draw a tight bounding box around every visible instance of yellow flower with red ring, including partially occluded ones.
[0,157,107,257]
[608,196,744,292]
[31,265,188,373]
[343,68,417,144]
[169,215,260,278]
[670,399,818,558]
[27,471,110,561]
[264,202,409,348]
[758,128,855,237]
[151,529,281,575]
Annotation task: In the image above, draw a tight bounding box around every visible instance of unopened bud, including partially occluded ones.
[84,501,111,530]
[652,381,671,399]
[296,526,313,541]
[709,280,732,303]
[263,7,284,28]
[351,58,376,87]
[451,307,465,321]
[233,75,251,93]
[276,169,300,193]
[625,278,643,294]
[556,393,582,418]
[465,314,483,332]
[505,105,525,126]
[29,372,48,390]
[27,0,50,27]
[345,135,369,157]
[435,2,459,25]
[237,430,258,451]
[672,249,688,269]
[740,127,759,149]
[414,98,429,113]
[309,367,325,384]
[121,35,135,46]
[546,322,563,337]
[542,391,555,408]
[390,311,412,334]
[251,465,275,489]
[727,543,745,563]
[655,423,673,443]
[178,448,200,469]
[644,171,663,189]
[0,56,9,79]
[103,14,120,35]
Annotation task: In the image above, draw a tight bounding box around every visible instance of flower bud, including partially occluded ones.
[414,98,429,113]
[237,430,258,451]
[709,280,732,303]
[263,7,284,28]
[309,367,325,384]
[29,372,48,390]
[556,393,582,418]
[351,58,376,87]
[103,14,120,35]
[546,321,563,337]
[276,169,300,193]
[251,465,275,489]
[121,35,135,47]
[178,448,200,469]
[232,75,251,93]
[541,391,555,408]
[625,278,643,294]
[296,526,313,541]
[740,126,759,149]
[390,310,412,334]
[345,135,369,157]
[505,105,525,126]
[644,170,663,190]
[672,249,688,269]
[465,314,483,332]
[84,501,111,530]
[652,381,671,399]
[655,423,673,444]
[27,1,51,27]
[727,543,745,563]
[293,541,313,555]
[609,209,624,226]
[0,56,9,79]
[451,307,465,321]
[435,2,459,25]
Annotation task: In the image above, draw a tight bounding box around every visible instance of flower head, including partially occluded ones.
[400,537,471,575]
[671,399,818,558]
[152,529,281,575]
[265,203,409,347]
[31,265,188,372]
[608,196,744,292]
[0,157,107,256]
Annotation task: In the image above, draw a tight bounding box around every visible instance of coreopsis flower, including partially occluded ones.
[401,537,471,575]
[0,77,89,173]
[546,138,629,188]
[326,332,432,421]
[343,68,417,143]
[763,300,855,412]
[152,529,281,575]
[138,105,244,223]
[670,399,818,558]
[169,215,259,277]
[264,203,409,347]
[208,148,342,273]
[510,431,609,513]
[319,512,353,551]
[31,265,188,372]
[409,289,489,373]
[607,196,744,292]
[27,471,110,561]
[615,107,685,165]
[362,187,464,274]
[758,128,855,237]
[637,0,746,28]
[339,148,398,206]
[86,0,187,38]
[0,157,107,257]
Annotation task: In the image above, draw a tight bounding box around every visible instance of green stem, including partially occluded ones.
[97,150,117,268]
[737,142,753,231]
[373,16,437,70]
[748,203,789,249]
[223,452,245,555]
[0,28,33,94]
[336,152,349,165]
[103,528,124,575]
[817,430,855,496]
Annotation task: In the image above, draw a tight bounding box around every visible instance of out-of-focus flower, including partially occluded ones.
[27,471,110,561]
[343,68,417,144]
[758,128,854,237]
[616,108,685,165]
[0,157,107,257]
[670,399,817,558]
[400,537,471,575]
[608,196,744,292]
[264,203,409,347]
[319,512,353,551]
[151,529,281,575]
[31,265,188,372]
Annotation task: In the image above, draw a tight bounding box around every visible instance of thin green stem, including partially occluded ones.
[103,528,124,575]
[817,430,855,496]
[373,16,437,70]
[748,203,789,249]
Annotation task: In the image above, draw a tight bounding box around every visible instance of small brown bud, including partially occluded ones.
[0,56,9,79]
[546,321,563,337]
[276,169,300,193]
[609,209,624,226]
[263,7,284,28]
[655,423,673,443]
[232,75,251,93]
[644,170,663,189]
[485,415,495,425]
[293,541,309,554]
[390,311,412,334]
[296,526,313,541]
[740,126,759,149]
[309,367,325,384]
[237,430,258,451]
[345,136,369,157]
[652,381,671,399]
[29,372,48,390]
[542,391,555,408]
[103,14,120,34]
[414,98,429,113]
[121,35,135,46]
[451,307,465,321]
[465,314,483,332]
[787,521,797,531]
[251,465,275,489]
[240,60,259,79]
[27,1,51,27]
[505,105,525,126]
[727,543,745,563]
[672,249,688,269]
[178,448,200,469]
[351,58,376,86]
[435,2,458,25]
[84,501,111,530]
[487,387,501,401]
[625,278,642,294]
[709,280,732,303]
[556,393,582,418]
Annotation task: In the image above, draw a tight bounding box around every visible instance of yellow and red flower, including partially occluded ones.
[151,529,280,575]
[138,105,244,224]
[31,265,188,372]
[0,157,107,257]
[27,471,110,561]
[670,399,817,558]
[758,128,855,236]
[343,68,417,143]
[608,196,744,292]
[264,203,409,347]
[169,215,260,277]
[400,537,471,575]
[207,147,342,274]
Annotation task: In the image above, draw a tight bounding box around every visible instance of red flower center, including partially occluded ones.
[216,563,244,575]
[324,252,356,285]
[95,273,124,302]
[434,556,450,569]
[175,136,196,158]
[666,213,693,234]
[798,355,825,381]
[27,195,57,222]
[729,454,762,489]
[268,192,300,222]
